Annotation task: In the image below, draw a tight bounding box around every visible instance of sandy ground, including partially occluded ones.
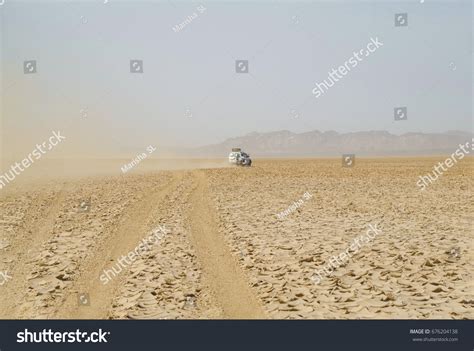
[0,158,472,319]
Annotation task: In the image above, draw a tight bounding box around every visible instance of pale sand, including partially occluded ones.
[0,157,472,319]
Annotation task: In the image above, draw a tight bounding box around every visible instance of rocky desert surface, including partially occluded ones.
[0,158,472,319]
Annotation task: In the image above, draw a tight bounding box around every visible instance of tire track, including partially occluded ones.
[186,170,265,319]
[54,173,183,319]
[109,171,221,319]
[0,185,69,318]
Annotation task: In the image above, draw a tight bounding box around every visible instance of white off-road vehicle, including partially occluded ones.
[228,148,252,167]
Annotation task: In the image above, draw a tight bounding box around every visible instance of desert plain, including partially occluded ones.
[0,157,472,319]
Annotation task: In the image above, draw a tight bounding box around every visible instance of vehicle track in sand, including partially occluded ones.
[0,185,69,318]
[186,170,265,319]
[2,170,265,319]
[54,173,184,319]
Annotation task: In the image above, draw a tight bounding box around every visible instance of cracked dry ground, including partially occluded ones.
[0,158,472,319]
[0,170,263,319]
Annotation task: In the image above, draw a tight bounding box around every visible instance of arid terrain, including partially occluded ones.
[0,158,472,319]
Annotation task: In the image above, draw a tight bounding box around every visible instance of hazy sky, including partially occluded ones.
[0,0,472,157]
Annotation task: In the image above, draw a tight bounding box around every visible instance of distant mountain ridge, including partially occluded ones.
[185,130,473,157]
